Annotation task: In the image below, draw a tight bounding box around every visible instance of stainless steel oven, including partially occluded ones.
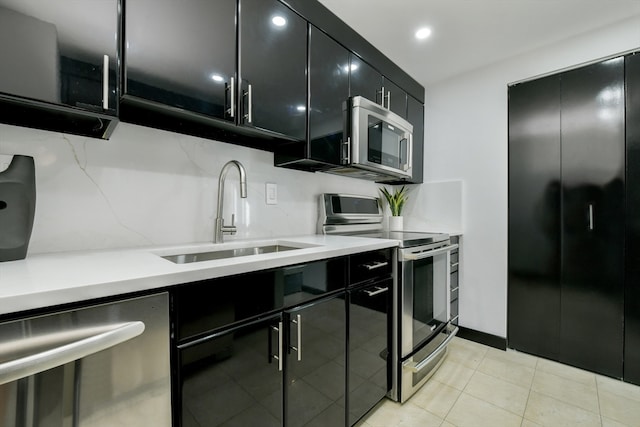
[318,193,458,404]
[394,240,458,402]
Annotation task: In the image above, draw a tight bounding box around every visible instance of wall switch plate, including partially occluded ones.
[266,183,277,205]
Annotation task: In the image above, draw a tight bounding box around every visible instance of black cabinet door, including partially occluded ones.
[625,52,640,385]
[124,0,236,120]
[406,94,424,183]
[348,281,390,426]
[179,314,284,427]
[239,0,307,140]
[308,25,350,166]
[349,55,383,104]
[560,58,625,378]
[383,77,407,118]
[286,293,346,427]
[507,75,562,361]
[0,0,117,114]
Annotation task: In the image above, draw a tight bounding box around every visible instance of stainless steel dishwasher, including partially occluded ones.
[0,292,171,427]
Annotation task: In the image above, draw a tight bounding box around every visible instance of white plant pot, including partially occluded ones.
[388,216,404,231]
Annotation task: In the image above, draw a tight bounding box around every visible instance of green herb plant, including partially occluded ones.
[379,185,409,216]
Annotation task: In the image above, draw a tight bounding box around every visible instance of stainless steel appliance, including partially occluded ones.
[319,193,458,403]
[327,96,413,182]
[0,292,171,426]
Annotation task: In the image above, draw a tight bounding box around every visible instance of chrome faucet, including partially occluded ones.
[214,160,248,243]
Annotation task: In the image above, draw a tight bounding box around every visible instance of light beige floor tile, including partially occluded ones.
[363,400,443,427]
[599,389,640,426]
[447,339,488,369]
[477,355,535,388]
[601,416,631,427]
[410,379,462,419]
[446,393,522,427]
[486,347,538,369]
[521,420,543,427]
[597,375,640,403]
[535,358,596,387]
[440,422,456,427]
[430,359,475,391]
[464,371,530,416]
[524,391,601,427]
[531,370,599,413]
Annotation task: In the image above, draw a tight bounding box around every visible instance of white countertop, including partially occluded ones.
[0,235,398,317]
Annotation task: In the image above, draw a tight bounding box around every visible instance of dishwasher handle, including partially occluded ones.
[0,321,145,386]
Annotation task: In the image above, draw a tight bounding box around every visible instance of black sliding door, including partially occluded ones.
[508,75,562,360]
[559,58,625,378]
[625,52,640,385]
[508,57,626,378]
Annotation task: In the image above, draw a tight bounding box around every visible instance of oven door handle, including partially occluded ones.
[401,244,458,262]
[402,326,459,373]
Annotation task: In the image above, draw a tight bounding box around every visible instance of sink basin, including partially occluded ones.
[162,244,305,264]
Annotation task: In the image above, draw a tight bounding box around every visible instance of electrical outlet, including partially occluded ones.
[266,183,277,205]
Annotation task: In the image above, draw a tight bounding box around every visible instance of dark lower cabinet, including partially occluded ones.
[286,294,347,427]
[179,314,284,427]
[347,280,391,426]
[508,57,625,378]
[625,51,640,385]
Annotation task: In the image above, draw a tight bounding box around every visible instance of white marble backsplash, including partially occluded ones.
[0,122,463,255]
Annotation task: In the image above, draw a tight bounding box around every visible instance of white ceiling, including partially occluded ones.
[317,0,640,87]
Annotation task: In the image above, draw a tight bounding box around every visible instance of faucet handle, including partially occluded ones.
[221,214,238,235]
[231,214,235,227]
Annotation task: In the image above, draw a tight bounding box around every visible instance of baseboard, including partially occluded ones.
[457,326,507,350]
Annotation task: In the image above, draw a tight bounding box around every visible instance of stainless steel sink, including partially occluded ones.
[162,244,303,264]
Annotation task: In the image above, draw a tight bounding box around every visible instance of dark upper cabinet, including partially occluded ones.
[405,94,424,183]
[239,0,307,141]
[349,55,383,105]
[306,25,350,166]
[124,0,236,121]
[384,77,407,118]
[0,0,118,138]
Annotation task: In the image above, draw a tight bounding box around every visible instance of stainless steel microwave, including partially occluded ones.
[327,96,413,182]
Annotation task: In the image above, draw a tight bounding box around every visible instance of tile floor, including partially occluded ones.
[356,337,640,427]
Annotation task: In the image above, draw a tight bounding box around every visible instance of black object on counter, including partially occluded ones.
[0,155,36,261]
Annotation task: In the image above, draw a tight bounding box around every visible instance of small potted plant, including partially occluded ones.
[380,185,409,231]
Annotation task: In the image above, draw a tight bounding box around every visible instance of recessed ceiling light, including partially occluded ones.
[415,27,432,40]
[296,105,306,112]
[272,16,287,27]
[210,74,224,82]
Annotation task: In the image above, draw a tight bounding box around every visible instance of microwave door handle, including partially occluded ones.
[407,135,413,171]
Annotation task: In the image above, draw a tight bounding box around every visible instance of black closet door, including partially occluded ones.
[560,58,625,378]
[507,75,561,360]
[625,52,640,385]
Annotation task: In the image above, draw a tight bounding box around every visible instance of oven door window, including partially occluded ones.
[367,116,408,170]
[412,253,449,347]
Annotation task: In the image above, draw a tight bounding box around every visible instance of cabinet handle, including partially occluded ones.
[271,322,283,371]
[243,84,253,124]
[363,261,388,270]
[386,90,391,109]
[378,86,385,107]
[227,77,235,118]
[364,286,389,297]
[291,314,302,362]
[588,204,594,231]
[102,54,109,110]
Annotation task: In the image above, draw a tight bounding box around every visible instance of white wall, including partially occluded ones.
[422,15,640,338]
[0,122,379,254]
